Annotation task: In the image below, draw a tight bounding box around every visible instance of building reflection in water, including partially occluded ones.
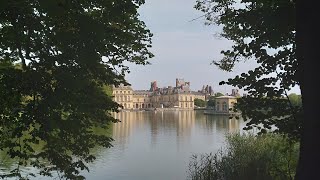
[111,111,241,151]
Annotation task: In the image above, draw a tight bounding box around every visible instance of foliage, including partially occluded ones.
[195,0,302,139]
[194,98,206,107]
[207,93,224,107]
[214,92,224,97]
[288,93,302,107]
[0,0,153,179]
[188,133,299,180]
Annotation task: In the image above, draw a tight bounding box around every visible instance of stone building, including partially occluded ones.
[112,78,195,110]
[132,90,152,109]
[215,95,237,113]
[192,91,206,101]
[191,84,214,101]
[112,85,134,109]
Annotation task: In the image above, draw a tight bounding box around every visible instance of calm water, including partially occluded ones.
[84,111,244,180]
[1,110,244,180]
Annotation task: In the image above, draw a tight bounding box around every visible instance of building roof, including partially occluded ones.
[215,95,237,99]
[133,90,152,95]
[191,91,206,96]
[112,84,133,90]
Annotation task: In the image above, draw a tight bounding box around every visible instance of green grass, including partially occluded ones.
[187,133,299,180]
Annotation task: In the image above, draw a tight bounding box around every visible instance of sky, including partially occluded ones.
[124,0,300,95]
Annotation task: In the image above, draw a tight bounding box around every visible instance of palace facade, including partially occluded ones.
[112,78,197,110]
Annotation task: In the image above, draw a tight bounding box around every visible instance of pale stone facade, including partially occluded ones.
[112,79,195,110]
[132,90,153,109]
[112,85,134,109]
[215,96,237,113]
[192,91,206,101]
[151,93,194,109]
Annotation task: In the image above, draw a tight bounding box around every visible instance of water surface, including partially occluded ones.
[0,110,244,180]
[84,110,243,180]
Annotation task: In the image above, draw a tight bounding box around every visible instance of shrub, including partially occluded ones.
[187,133,299,180]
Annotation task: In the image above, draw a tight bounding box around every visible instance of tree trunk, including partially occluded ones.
[295,0,320,179]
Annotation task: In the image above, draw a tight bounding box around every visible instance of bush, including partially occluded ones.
[195,98,207,107]
[187,133,299,180]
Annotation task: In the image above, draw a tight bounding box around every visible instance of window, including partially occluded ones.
[216,102,220,111]
[223,102,228,111]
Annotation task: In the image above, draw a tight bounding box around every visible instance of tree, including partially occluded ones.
[207,98,215,107]
[214,92,224,97]
[295,1,319,179]
[207,93,224,107]
[194,98,206,107]
[195,0,320,179]
[0,0,153,179]
[195,0,301,139]
[288,93,302,107]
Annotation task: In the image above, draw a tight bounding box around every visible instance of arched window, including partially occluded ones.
[216,102,220,111]
[136,104,139,109]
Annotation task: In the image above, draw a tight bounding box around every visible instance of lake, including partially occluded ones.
[0,110,244,180]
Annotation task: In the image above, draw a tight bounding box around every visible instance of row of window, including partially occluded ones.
[156,96,193,101]
[115,96,152,102]
[114,95,194,103]
[180,103,193,108]
[114,90,132,94]
[119,103,153,109]
[115,96,131,102]
[119,103,193,109]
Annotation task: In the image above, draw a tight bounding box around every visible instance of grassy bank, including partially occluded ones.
[188,133,299,180]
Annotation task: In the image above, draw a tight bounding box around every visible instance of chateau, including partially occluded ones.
[112,78,202,110]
